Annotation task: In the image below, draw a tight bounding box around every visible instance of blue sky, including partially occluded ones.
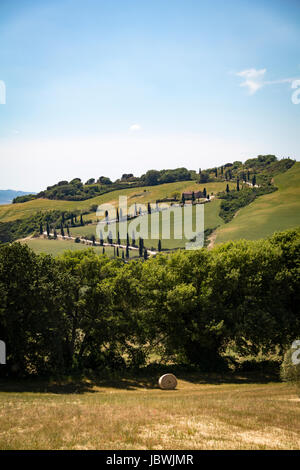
[0,0,299,191]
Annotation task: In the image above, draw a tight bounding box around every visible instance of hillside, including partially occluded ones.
[10,156,293,204]
[0,180,233,223]
[1,156,299,254]
[215,162,300,243]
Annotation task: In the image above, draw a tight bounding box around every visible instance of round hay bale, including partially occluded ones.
[158,373,177,390]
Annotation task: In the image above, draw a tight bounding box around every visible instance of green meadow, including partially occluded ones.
[215,162,300,244]
[62,199,224,251]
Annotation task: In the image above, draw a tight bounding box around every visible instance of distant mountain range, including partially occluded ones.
[0,190,36,205]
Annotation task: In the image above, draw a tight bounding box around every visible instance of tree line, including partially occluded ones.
[0,227,299,377]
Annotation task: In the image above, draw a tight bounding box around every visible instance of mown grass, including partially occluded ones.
[215,162,300,244]
[0,374,299,450]
[20,238,139,258]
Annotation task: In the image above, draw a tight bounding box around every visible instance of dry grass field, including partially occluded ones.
[0,375,299,450]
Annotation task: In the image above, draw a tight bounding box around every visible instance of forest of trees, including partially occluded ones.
[0,227,299,377]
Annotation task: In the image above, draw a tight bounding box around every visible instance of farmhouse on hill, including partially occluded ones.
[182,190,204,200]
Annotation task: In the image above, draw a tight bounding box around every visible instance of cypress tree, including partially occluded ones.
[117,231,120,245]
[237,178,240,192]
[127,232,129,246]
[158,239,162,252]
[139,237,144,257]
[60,224,65,237]
[39,223,43,235]
[226,184,230,193]
[144,249,148,260]
[102,246,105,254]
[100,230,103,246]
[252,175,256,186]
[148,202,151,214]
[80,214,84,226]
[203,187,207,198]
[116,247,119,257]
[46,222,50,237]
[126,243,129,259]
[53,228,57,239]
[116,208,119,222]
[122,250,125,259]
[192,191,195,203]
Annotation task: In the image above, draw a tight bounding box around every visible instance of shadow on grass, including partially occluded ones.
[0,362,281,394]
[0,375,159,394]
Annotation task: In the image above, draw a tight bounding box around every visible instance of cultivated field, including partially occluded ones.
[0,376,299,450]
[215,162,300,244]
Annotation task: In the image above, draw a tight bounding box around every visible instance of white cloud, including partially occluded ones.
[129,123,141,132]
[236,68,298,95]
[237,68,267,79]
[240,79,264,95]
[236,68,266,95]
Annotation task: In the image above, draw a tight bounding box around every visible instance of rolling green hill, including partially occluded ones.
[1,180,229,255]
[2,159,300,255]
[215,162,300,244]
[0,180,233,224]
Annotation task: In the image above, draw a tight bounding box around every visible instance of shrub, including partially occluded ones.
[280,342,300,396]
